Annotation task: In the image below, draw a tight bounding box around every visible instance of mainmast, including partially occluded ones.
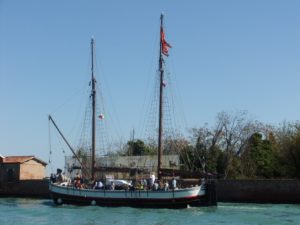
[91,38,96,180]
[157,13,164,181]
[157,13,172,181]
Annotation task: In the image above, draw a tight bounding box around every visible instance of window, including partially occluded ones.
[7,168,15,182]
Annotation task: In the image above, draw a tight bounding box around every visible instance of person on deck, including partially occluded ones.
[56,169,64,183]
[163,180,169,191]
[74,173,82,189]
[94,180,103,189]
[171,177,177,189]
[110,181,115,190]
[153,181,159,191]
[50,173,57,183]
[150,173,155,188]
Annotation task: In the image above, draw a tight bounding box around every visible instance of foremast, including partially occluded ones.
[91,38,96,181]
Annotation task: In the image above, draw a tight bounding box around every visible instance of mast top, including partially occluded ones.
[160,12,164,23]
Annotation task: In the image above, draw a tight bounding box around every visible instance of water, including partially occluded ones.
[0,198,299,225]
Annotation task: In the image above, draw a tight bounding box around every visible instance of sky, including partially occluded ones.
[1,0,300,173]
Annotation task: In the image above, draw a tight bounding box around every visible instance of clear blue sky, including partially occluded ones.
[1,1,300,172]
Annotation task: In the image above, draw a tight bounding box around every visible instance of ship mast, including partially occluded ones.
[157,14,164,181]
[91,38,96,180]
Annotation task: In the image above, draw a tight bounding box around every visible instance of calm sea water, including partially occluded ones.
[0,198,299,225]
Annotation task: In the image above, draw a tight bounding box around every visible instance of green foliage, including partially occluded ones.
[205,146,223,174]
[122,112,300,179]
[126,139,156,156]
[182,113,300,179]
[225,153,242,179]
[241,133,277,178]
[276,124,300,178]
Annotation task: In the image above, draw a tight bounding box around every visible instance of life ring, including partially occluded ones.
[55,198,63,205]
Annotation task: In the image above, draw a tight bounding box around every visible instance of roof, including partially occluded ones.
[0,155,47,166]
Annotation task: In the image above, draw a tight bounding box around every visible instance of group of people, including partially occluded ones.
[91,173,178,192]
[52,170,177,191]
[131,174,177,191]
[152,178,177,191]
[50,169,71,184]
[93,180,116,190]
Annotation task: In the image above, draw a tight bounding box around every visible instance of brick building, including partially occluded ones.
[0,155,47,182]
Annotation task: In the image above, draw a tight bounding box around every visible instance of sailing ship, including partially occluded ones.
[49,14,213,208]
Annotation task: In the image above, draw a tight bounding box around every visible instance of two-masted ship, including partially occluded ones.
[49,14,215,208]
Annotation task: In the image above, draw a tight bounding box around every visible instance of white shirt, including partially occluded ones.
[96,181,103,188]
[150,174,155,184]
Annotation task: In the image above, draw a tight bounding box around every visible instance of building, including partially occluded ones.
[65,154,180,179]
[0,155,47,182]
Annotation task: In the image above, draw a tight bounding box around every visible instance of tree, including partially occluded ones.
[126,139,155,156]
[241,133,276,178]
[215,111,261,178]
[275,122,300,178]
[189,111,269,178]
[188,125,223,174]
[163,136,189,155]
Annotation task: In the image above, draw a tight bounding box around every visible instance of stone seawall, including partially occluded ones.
[1,179,300,204]
[0,179,50,198]
[217,179,300,204]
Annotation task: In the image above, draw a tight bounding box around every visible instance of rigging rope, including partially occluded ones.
[94,48,124,143]
[136,37,196,170]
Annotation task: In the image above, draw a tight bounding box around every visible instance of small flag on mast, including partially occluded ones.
[161,27,171,56]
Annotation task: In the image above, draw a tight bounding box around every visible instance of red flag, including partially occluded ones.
[161,27,171,56]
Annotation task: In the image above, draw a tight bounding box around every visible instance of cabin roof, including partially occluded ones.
[0,155,47,166]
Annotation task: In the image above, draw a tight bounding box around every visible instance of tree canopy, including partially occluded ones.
[120,111,300,179]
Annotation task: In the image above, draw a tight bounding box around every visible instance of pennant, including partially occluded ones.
[161,27,172,56]
[98,114,104,120]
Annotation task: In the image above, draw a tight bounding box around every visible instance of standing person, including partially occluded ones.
[94,180,103,189]
[150,172,155,188]
[110,181,115,190]
[153,181,159,191]
[163,180,169,191]
[56,169,63,183]
[74,173,82,189]
[143,178,148,190]
[171,177,177,189]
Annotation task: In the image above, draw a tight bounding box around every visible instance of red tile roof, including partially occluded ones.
[0,155,47,165]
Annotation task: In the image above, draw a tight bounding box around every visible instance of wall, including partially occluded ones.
[0,179,49,198]
[0,164,20,182]
[20,159,46,180]
[217,179,300,204]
